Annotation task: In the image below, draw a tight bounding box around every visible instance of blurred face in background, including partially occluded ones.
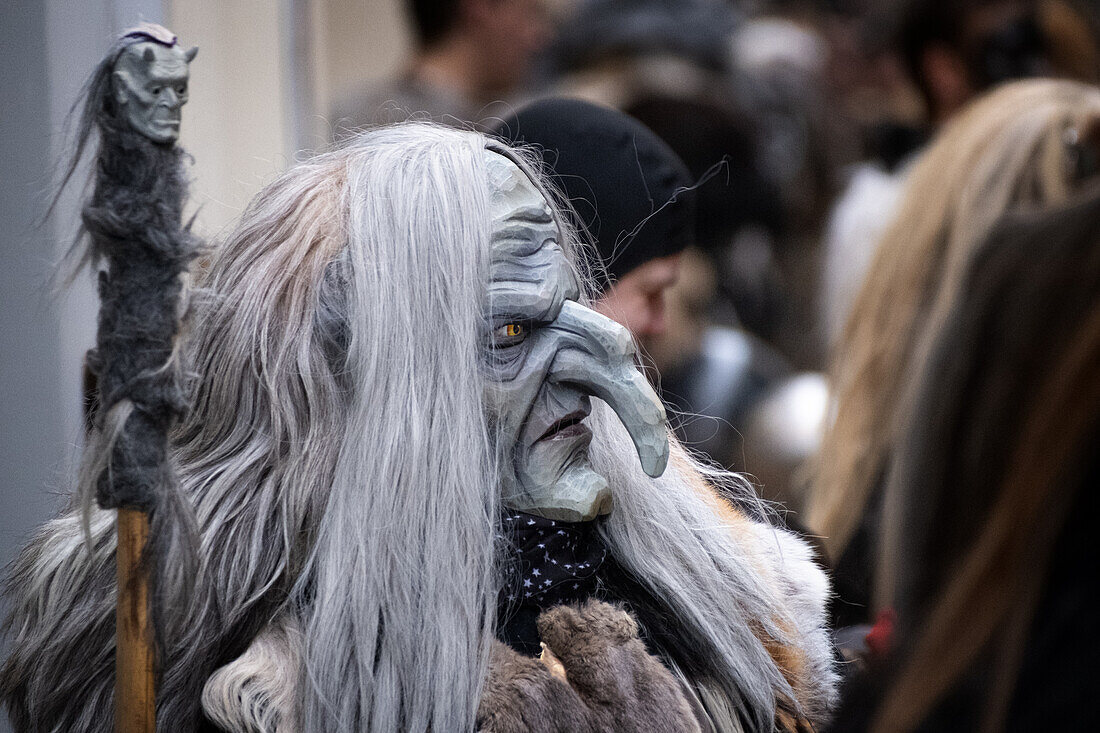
[642,248,715,378]
[594,253,682,351]
[922,0,1049,120]
[466,0,551,92]
[961,1,1048,86]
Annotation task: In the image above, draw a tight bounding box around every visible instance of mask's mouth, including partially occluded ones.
[538,409,590,442]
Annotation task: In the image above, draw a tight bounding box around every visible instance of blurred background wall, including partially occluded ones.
[169,0,411,236]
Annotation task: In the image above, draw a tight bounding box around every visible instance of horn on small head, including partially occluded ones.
[184,46,198,63]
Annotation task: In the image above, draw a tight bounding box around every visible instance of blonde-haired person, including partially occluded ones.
[835,182,1100,733]
[806,78,1100,631]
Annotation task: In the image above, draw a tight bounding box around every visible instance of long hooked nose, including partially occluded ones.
[545,301,669,477]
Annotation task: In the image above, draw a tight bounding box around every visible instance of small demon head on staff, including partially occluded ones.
[57,24,197,209]
[110,27,196,144]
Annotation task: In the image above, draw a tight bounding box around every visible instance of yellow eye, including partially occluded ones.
[491,322,528,346]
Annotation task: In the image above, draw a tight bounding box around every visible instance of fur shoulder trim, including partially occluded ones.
[692,476,839,725]
[201,614,302,732]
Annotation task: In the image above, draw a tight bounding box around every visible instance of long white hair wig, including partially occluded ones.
[2,123,835,732]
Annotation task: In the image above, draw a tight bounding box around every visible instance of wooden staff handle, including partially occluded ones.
[116,508,155,733]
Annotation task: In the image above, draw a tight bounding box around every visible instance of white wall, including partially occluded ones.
[1,4,69,617]
[163,0,413,239]
[167,0,297,238]
[315,0,412,120]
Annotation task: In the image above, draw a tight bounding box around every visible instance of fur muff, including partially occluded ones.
[201,615,302,733]
[201,601,703,733]
[480,601,703,732]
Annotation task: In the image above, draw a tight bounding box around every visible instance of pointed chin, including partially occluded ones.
[504,430,612,522]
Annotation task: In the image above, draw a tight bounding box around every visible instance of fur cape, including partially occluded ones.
[197,473,835,732]
[0,472,835,733]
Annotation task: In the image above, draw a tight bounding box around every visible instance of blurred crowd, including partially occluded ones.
[333,0,1100,729]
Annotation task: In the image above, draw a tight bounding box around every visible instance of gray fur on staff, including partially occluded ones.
[74,25,199,511]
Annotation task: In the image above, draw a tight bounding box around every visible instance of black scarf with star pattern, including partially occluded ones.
[496,510,608,653]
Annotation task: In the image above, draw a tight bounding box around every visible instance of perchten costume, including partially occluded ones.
[3,100,835,731]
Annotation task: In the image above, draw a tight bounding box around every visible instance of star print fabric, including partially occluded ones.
[499,510,608,609]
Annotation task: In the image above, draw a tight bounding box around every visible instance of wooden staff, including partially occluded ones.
[116,509,155,733]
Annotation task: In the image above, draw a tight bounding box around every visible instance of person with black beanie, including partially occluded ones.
[495,98,695,349]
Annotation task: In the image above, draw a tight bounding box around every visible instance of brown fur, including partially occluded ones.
[477,601,703,732]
